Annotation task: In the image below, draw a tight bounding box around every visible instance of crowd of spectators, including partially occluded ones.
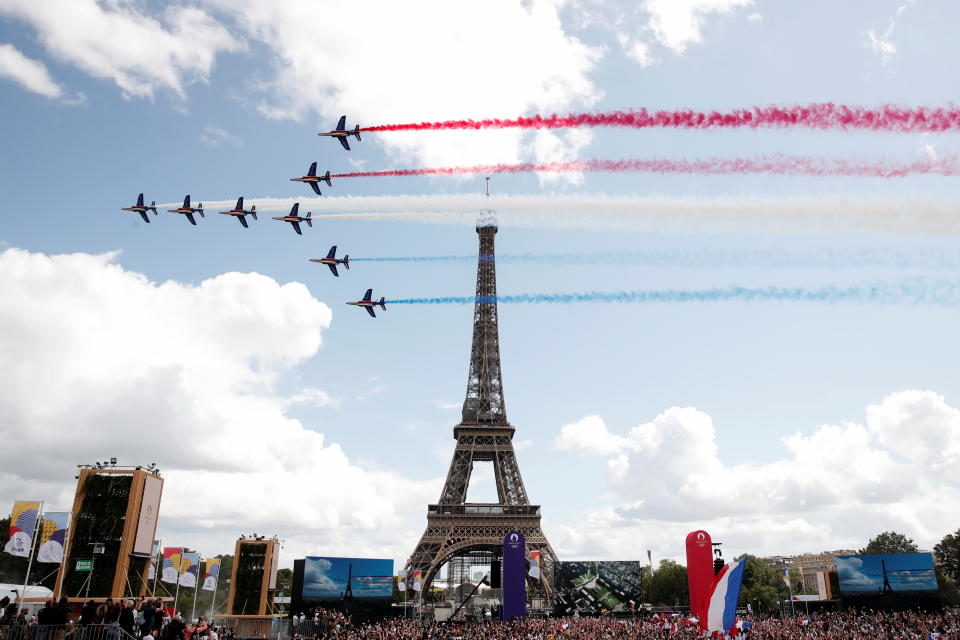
[289,608,958,640]
[0,594,235,640]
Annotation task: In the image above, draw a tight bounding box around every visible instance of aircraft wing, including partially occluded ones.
[310,182,322,196]
[339,137,351,151]
[186,212,197,225]
[326,246,337,259]
[327,264,339,277]
[336,115,346,131]
[366,306,376,318]
[238,216,249,229]
[362,288,373,302]
[139,211,151,223]
[292,220,302,235]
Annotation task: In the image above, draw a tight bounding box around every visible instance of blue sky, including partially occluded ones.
[2,0,960,570]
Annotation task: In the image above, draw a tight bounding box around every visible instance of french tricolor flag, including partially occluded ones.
[701,558,747,635]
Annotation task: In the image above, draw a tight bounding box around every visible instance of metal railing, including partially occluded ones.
[0,624,138,640]
[209,617,287,639]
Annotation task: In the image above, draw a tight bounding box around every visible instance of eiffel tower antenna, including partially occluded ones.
[404,211,557,615]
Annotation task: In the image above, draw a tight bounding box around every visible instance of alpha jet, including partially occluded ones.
[121,193,158,223]
[289,162,332,196]
[318,115,361,150]
[309,245,350,277]
[168,195,204,225]
[272,202,312,235]
[219,197,258,228]
[346,288,386,318]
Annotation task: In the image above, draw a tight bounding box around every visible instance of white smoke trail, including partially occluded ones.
[159,194,960,234]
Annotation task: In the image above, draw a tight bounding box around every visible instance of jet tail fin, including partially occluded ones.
[251,212,258,221]
[378,297,386,310]
[343,255,349,270]
[353,125,361,141]
[305,211,312,227]
[322,170,332,187]
[198,203,204,217]
[149,201,157,214]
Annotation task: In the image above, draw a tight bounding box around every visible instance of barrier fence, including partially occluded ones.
[0,625,138,640]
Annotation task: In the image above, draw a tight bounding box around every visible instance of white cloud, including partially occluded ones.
[214,0,602,168]
[0,0,243,98]
[551,391,960,560]
[865,0,915,66]
[0,248,439,562]
[0,42,63,98]
[644,0,753,54]
[200,125,243,148]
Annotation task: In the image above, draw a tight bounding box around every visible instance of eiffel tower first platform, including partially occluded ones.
[404,215,558,608]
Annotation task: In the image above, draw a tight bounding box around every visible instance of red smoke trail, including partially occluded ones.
[360,104,960,133]
[331,155,960,179]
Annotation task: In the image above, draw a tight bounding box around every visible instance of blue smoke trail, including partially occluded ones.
[352,249,960,270]
[388,280,960,306]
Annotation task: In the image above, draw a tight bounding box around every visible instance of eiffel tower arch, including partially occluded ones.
[404,216,558,614]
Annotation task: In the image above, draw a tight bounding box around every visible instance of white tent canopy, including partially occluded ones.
[0,582,54,600]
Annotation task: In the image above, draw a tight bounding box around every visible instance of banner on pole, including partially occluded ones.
[148,540,161,580]
[502,530,526,620]
[4,501,41,558]
[179,553,200,588]
[397,570,406,592]
[36,512,70,563]
[529,551,541,579]
[162,547,183,584]
[202,558,221,591]
[412,570,422,592]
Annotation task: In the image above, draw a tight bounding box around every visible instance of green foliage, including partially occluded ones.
[934,528,960,584]
[648,559,688,607]
[737,555,790,614]
[935,566,960,607]
[859,531,919,555]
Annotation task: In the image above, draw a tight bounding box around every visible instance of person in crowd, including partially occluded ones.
[140,598,155,634]
[119,600,136,638]
[165,615,186,640]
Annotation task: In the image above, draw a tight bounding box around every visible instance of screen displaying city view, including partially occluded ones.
[298,556,394,619]
[554,561,643,615]
[835,553,940,609]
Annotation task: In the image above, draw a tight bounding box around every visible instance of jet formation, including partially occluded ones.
[120,115,393,316]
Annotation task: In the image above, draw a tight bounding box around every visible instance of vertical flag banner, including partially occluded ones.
[502,530,526,620]
[529,551,541,579]
[202,558,221,591]
[4,501,41,557]
[397,570,406,592]
[685,530,713,620]
[148,540,161,581]
[162,547,182,584]
[179,553,200,588]
[412,570,422,592]
[783,567,792,589]
[701,557,747,635]
[36,512,70,563]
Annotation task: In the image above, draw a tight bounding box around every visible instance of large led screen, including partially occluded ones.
[554,561,643,615]
[835,553,940,609]
[294,557,394,620]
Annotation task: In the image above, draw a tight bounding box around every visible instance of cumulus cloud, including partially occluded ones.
[200,125,243,148]
[213,0,602,169]
[0,0,243,98]
[644,0,754,54]
[0,42,63,98]
[865,0,915,66]
[551,391,960,559]
[0,248,438,561]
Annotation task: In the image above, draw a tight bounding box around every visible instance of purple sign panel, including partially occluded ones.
[502,530,526,620]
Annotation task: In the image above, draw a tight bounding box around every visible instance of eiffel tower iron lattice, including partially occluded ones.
[404,218,558,611]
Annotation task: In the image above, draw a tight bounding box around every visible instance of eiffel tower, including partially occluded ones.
[404,210,558,608]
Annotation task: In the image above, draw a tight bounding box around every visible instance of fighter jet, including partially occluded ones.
[168,195,204,225]
[318,115,361,150]
[289,162,332,196]
[347,289,386,318]
[309,245,350,277]
[219,197,258,228]
[121,193,158,223]
[272,202,312,235]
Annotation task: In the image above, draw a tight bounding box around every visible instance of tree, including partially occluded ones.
[737,555,790,614]
[859,531,918,555]
[934,528,960,583]
[935,566,960,607]
[648,559,688,607]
